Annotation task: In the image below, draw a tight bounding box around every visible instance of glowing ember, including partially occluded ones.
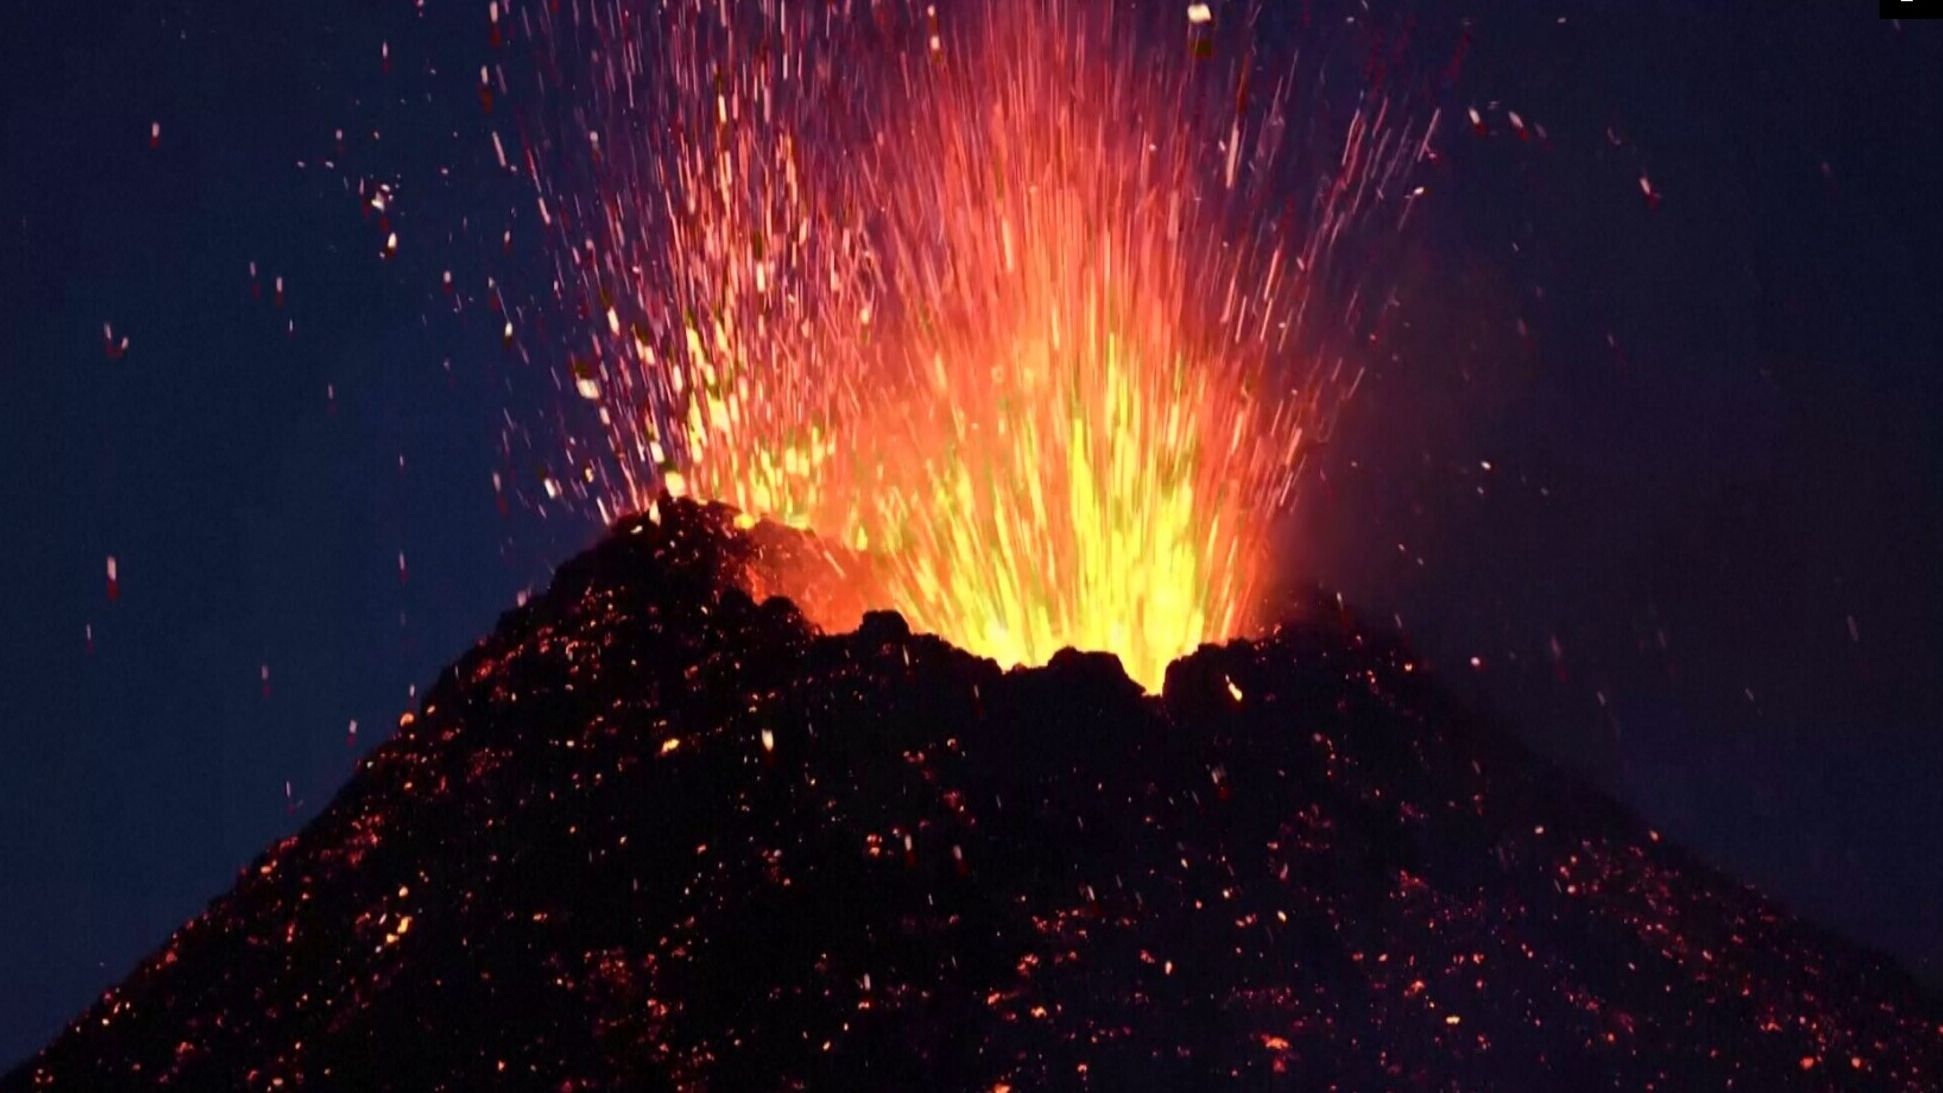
[527,0,1433,687]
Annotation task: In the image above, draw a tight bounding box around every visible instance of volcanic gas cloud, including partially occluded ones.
[526,0,1434,687]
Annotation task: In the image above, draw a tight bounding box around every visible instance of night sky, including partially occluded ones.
[2,0,1939,1069]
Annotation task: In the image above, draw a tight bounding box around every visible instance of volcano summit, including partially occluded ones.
[9,499,1941,1090]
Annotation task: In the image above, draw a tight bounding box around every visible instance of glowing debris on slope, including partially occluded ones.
[14,500,1943,1091]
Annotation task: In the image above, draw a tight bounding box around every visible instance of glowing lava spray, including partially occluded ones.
[527,0,1434,687]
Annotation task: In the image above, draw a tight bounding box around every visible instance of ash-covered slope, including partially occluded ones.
[11,499,1941,1091]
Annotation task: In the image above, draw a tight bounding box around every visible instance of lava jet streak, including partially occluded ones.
[528,0,1434,687]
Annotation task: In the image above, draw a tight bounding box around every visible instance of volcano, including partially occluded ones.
[9,498,1941,1090]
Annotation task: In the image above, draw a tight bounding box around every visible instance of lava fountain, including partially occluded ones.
[525,0,1435,687]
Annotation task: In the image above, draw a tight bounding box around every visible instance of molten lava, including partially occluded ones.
[533,0,1433,687]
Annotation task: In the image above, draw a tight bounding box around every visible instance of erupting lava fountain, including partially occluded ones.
[524,0,1437,687]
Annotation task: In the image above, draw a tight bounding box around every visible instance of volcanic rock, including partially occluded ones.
[9,497,1942,1090]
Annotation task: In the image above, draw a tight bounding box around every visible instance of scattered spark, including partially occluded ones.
[102,322,129,361]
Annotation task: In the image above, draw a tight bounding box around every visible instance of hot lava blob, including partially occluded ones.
[524,0,1435,688]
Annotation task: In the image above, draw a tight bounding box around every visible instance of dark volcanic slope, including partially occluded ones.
[11,500,1941,1091]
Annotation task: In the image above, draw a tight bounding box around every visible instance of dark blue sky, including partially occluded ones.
[2,0,1939,1069]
